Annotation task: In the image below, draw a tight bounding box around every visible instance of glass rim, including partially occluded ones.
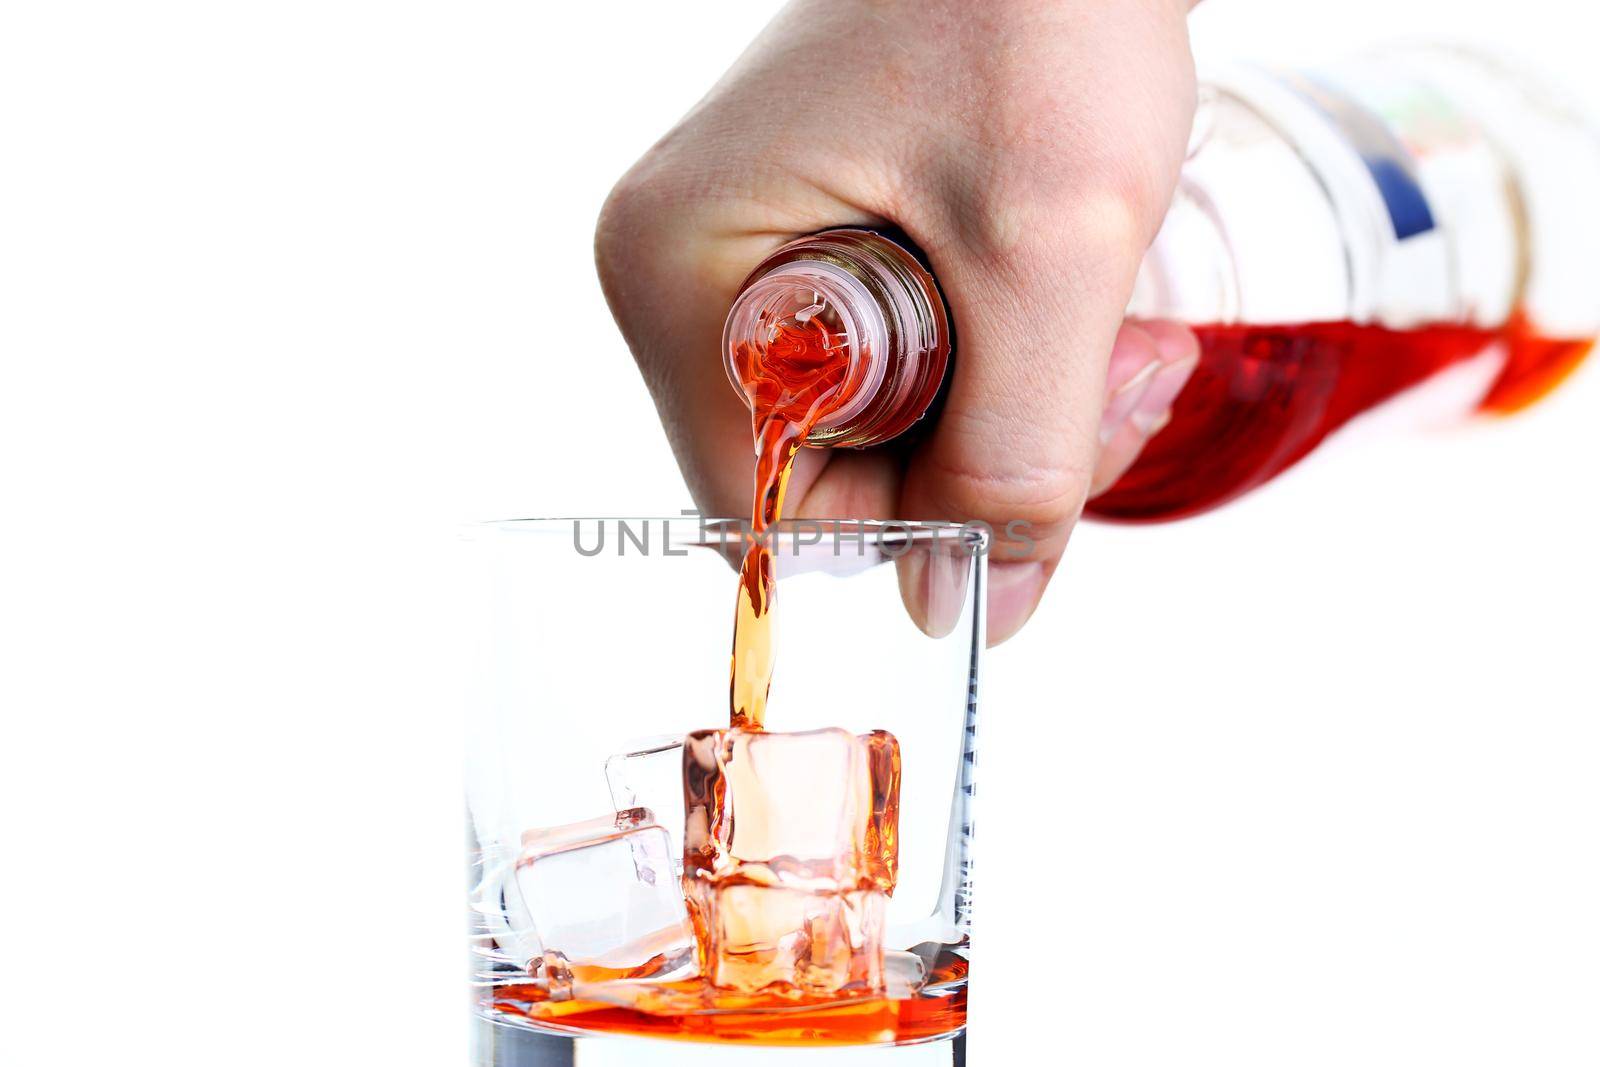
[477,516,991,550]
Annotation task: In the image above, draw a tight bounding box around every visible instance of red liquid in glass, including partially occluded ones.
[492,946,967,1046]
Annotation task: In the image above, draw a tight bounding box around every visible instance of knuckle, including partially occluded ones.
[930,154,1162,292]
[921,425,1091,535]
[1065,176,1157,262]
[593,163,667,294]
[956,173,1060,268]
[913,67,1186,280]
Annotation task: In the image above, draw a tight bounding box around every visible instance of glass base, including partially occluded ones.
[472,1015,965,1066]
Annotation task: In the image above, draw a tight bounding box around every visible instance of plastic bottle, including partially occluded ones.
[720,49,1600,522]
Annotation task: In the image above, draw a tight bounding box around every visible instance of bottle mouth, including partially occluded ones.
[722,260,889,432]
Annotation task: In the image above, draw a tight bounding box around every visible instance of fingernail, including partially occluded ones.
[1139,408,1172,437]
[986,560,1046,646]
[1128,355,1197,437]
[1099,360,1160,444]
[1145,319,1201,366]
[895,551,964,640]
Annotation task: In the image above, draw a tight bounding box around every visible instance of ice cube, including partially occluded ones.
[883,948,928,999]
[505,807,696,976]
[684,881,887,994]
[860,729,902,890]
[604,735,687,866]
[681,728,902,995]
[683,728,900,890]
[533,925,699,1003]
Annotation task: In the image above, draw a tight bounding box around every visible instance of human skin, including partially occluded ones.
[596,0,1202,643]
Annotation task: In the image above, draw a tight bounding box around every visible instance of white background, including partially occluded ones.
[3,1,1597,1064]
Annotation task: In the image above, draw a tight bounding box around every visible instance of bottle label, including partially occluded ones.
[1284,74,1437,241]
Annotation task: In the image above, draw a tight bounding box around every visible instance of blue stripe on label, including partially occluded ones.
[1364,155,1435,240]
[1287,74,1438,242]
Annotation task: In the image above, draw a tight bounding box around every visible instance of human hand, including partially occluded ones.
[596,0,1200,643]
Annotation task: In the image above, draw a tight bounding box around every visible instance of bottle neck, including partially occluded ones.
[722,230,951,449]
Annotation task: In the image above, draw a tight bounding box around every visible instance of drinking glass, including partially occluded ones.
[466,518,986,1065]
